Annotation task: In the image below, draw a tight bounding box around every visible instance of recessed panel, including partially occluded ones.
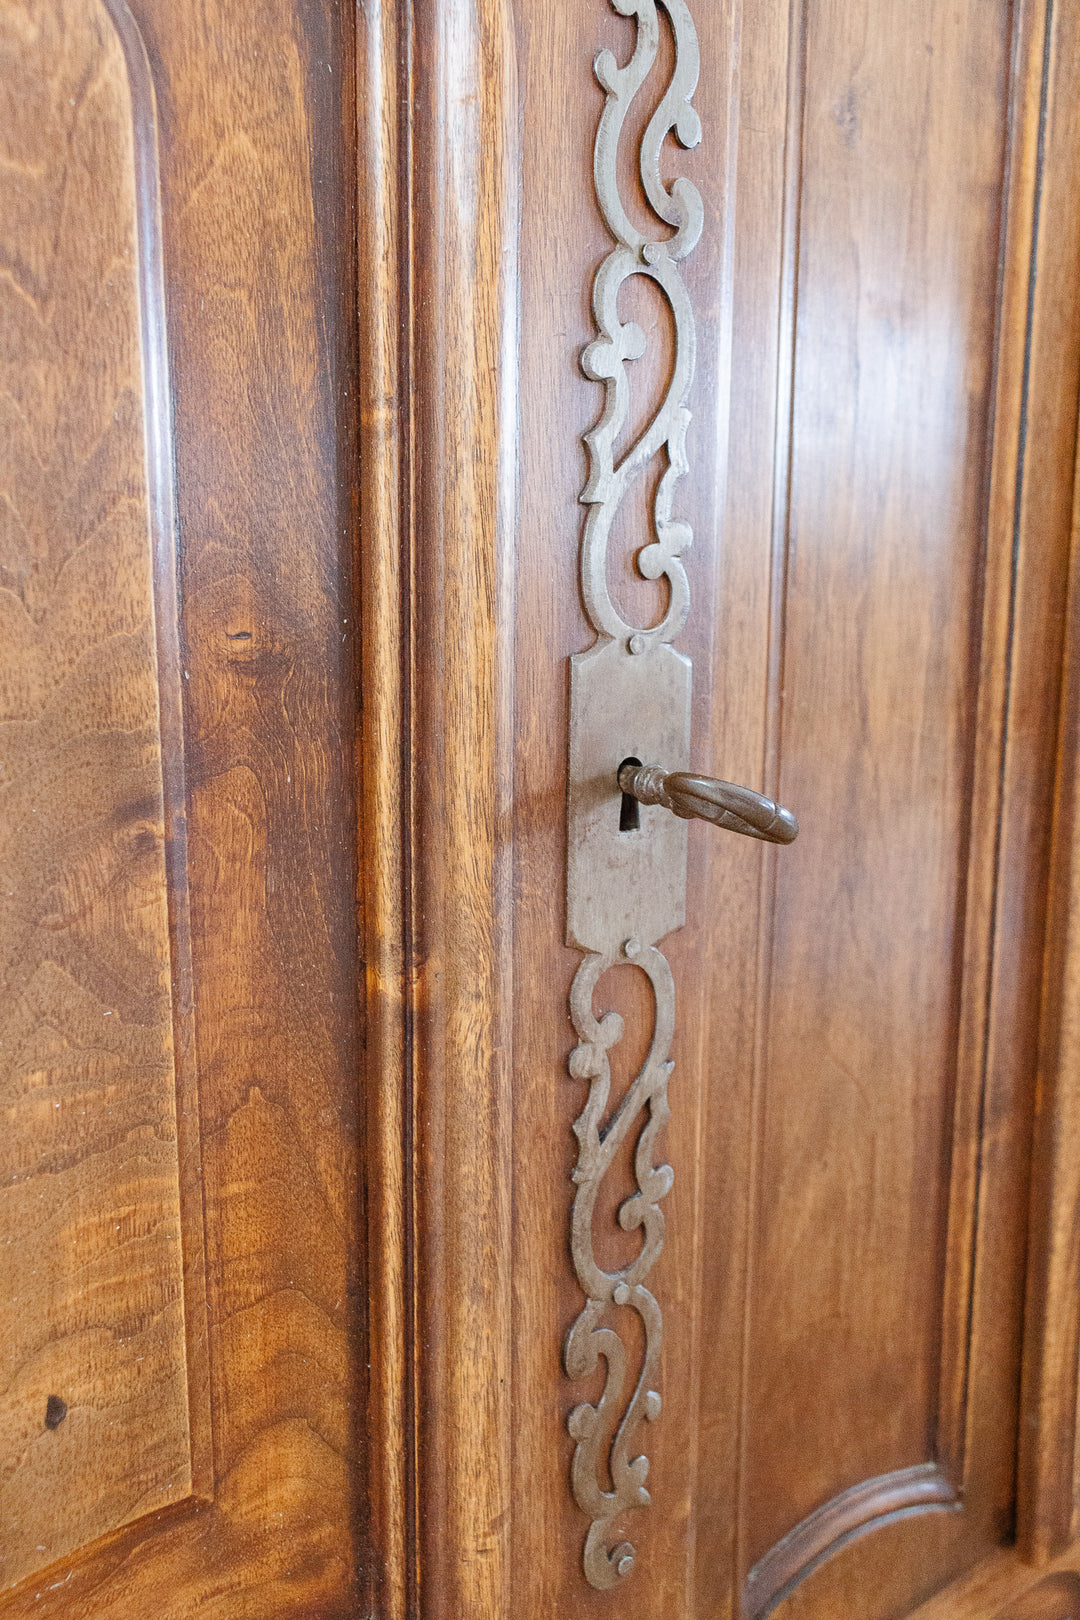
[743,0,1012,1581]
[0,1,192,1590]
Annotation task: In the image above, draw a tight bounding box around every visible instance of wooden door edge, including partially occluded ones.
[1015,0,1080,1566]
[1018,394,1080,1560]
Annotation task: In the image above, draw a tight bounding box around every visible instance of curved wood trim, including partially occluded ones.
[743,1465,959,1620]
[100,0,213,1502]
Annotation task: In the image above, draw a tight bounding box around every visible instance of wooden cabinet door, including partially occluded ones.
[358,0,1080,1617]
[6,1,1080,1618]
[0,3,365,1615]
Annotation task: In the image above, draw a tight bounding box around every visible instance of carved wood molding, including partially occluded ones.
[743,1466,958,1620]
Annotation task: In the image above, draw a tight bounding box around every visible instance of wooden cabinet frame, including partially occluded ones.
[4,0,1078,1613]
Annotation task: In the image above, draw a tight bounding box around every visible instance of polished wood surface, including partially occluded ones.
[911,1549,1080,1620]
[4,0,1080,1615]
[360,0,1080,1616]
[0,2,191,1588]
[733,0,1044,1605]
[356,0,411,1613]
[405,1,519,1612]
[1015,0,1080,1564]
[993,1574,1080,1620]
[0,1,365,1614]
[508,3,738,1614]
[744,0,1010,1563]
[711,2,1080,1609]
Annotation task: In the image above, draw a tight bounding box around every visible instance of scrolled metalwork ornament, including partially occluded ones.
[565,0,702,1591]
[566,946,675,1588]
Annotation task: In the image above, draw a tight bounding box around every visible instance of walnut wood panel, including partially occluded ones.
[358,0,745,1610]
[0,1,196,1591]
[717,0,1080,1612]
[14,0,1080,1614]
[1014,0,1080,1563]
[360,0,1080,1618]
[0,1,366,1615]
[736,0,1021,1597]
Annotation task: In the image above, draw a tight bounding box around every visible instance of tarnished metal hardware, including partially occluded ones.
[618,762,799,845]
[564,0,799,1592]
[567,640,691,959]
[564,0,702,1592]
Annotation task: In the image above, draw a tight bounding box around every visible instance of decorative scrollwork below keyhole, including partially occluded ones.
[565,0,702,1591]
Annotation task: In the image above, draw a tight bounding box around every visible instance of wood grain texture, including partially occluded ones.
[0,1,366,1614]
[361,0,1080,1614]
[0,1,193,1590]
[910,1549,1080,1619]
[743,1466,958,1620]
[1020,418,1080,1556]
[4,0,1075,1613]
[686,0,1047,1609]
[356,0,411,1614]
[1014,0,1080,1562]
[507,1,741,1615]
[406,0,519,1612]
[716,0,1080,1612]
[373,0,1080,1614]
[359,1,740,1615]
[743,0,1015,1563]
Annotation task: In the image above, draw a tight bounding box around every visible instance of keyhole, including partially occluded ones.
[619,757,641,832]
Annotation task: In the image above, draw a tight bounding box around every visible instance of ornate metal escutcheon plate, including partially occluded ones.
[564,0,703,1592]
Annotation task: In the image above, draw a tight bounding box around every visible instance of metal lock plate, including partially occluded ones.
[566,637,690,956]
